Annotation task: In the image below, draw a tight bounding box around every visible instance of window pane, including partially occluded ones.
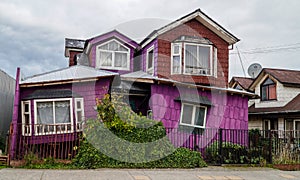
[108,41,118,50]
[263,78,274,85]
[198,46,210,69]
[118,44,128,52]
[37,102,53,124]
[286,120,293,131]
[148,50,153,69]
[269,84,276,99]
[24,103,29,112]
[98,43,109,50]
[181,104,193,125]
[194,107,205,127]
[185,45,197,67]
[55,101,71,124]
[77,111,83,122]
[25,114,30,125]
[295,121,300,131]
[99,51,112,66]
[261,86,267,100]
[76,100,81,109]
[172,55,180,73]
[173,44,180,54]
[115,52,127,67]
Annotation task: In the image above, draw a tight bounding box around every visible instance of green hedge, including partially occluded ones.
[72,94,207,168]
[72,139,206,168]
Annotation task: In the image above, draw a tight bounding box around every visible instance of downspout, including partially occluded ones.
[9,67,21,159]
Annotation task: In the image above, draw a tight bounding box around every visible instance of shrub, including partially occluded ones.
[72,94,207,168]
[205,141,263,164]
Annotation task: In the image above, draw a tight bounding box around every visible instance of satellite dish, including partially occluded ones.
[248,63,262,79]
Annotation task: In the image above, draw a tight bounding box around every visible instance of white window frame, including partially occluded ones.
[263,119,271,130]
[34,98,74,135]
[146,45,154,75]
[96,39,130,71]
[171,43,182,75]
[294,119,300,138]
[75,98,84,131]
[21,101,31,136]
[179,103,207,128]
[183,42,213,76]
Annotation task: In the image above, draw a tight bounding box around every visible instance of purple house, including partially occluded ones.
[10,9,256,159]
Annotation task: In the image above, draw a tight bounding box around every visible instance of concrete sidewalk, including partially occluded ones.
[0,166,299,180]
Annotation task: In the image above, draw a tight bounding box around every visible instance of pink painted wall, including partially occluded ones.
[150,84,248,130]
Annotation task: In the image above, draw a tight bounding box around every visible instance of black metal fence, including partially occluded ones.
[8,123,300,165]
[166,127,300,165]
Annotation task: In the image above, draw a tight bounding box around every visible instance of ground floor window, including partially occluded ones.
[285,119,300,138]
[21,97,84,136]
[180,103,207,128]
[35,98,73,135]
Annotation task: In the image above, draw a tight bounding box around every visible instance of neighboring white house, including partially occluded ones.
[230,68,300,133]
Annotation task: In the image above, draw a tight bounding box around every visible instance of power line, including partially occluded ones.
[235,46,246,77]
[230,43,300,55]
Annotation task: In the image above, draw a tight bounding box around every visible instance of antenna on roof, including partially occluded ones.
[247,63,262,79]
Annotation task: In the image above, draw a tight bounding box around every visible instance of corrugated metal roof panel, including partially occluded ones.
[21,65,118,84]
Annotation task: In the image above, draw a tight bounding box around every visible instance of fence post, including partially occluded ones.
[218,128,223,164]
[268,130,273,164]
[193,129,197,151]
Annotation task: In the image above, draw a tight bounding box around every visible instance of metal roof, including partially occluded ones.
[21,65,118,85]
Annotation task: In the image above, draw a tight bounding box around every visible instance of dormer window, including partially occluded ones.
[261,78,277,101]
[96,39,130,70]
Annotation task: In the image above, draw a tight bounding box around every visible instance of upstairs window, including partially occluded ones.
[170,37,217,76]
[96,39,130,70]
[261,78,277,101]
[146,46,154,75]
[184,43,212,75]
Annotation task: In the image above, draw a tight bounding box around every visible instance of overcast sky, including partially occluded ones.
[1,0,300,80]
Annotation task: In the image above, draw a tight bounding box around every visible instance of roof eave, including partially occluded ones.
[140,9,240,48]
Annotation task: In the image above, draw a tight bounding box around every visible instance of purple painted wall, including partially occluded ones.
[141,39,158,76]
[89,30,139,74]
[150,84,248,130]
[149,83,249,150]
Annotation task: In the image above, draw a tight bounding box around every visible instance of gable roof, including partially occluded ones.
[140,8,240,47]
[229,77,254,91]
[249,68,300,91]
[249,93,300,115]
[20,65,117,87]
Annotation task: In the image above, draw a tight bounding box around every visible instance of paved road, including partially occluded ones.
[0,166,299,180]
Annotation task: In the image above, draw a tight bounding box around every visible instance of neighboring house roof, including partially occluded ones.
[229,77,254,91]
[20,65,117,87]
[249,68,300,91]
[249,93,300,115]
[64,38,86,57]
[140,8,240,47]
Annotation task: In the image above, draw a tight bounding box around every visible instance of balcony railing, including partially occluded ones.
[22,122,83,136]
